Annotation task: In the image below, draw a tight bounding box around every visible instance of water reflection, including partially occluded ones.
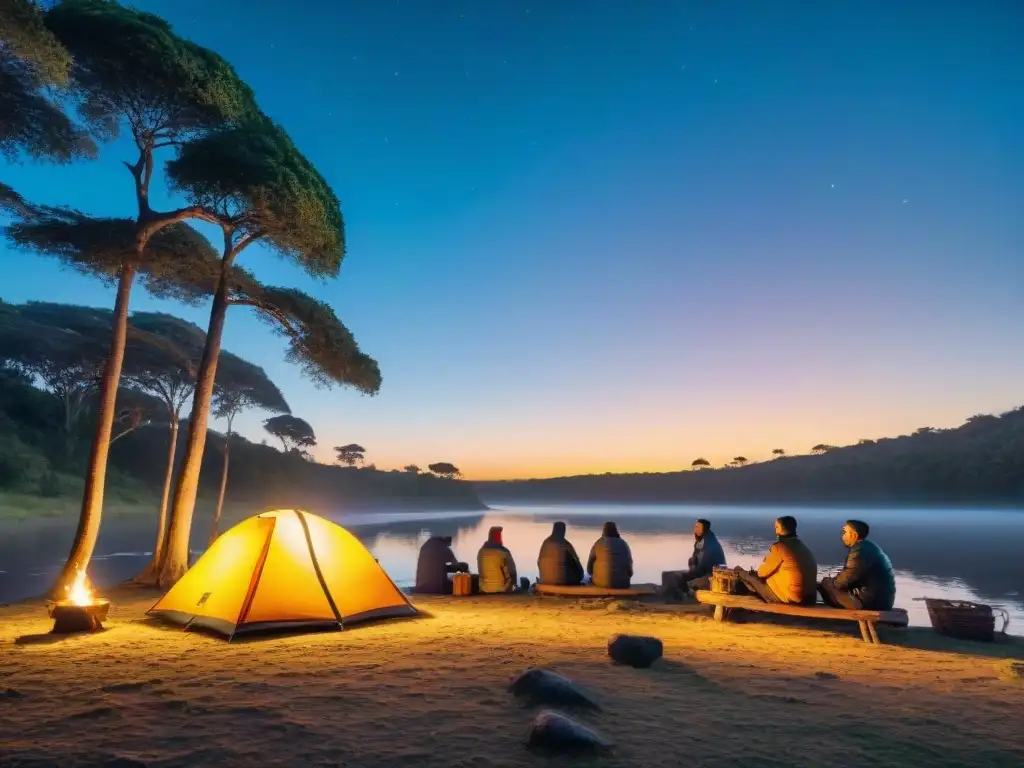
[356,505,1024,634]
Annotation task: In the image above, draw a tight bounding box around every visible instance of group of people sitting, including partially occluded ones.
[414,521,634,594]
[414,515,896,613]
[666,516,897,611]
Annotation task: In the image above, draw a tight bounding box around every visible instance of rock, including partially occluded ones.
[814,671,840,680]
[508,668,601,710]
[1,688,25,699]
[525,710,613,754]
[607,634,663,668]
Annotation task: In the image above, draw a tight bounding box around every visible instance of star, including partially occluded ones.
[831,183,835,188]
[902,198,908,204]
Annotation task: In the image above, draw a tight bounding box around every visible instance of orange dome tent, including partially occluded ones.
[148,509,416,639]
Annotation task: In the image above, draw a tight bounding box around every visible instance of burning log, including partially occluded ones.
[46,570,110,634]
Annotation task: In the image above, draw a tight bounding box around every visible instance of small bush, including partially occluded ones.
[37,470,62,498]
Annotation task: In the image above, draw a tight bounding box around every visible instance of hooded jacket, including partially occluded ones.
[687,531,727,578]
[414,536,459,594]
[477,526,517,593]
[755,534,819,604]
[587,522,633,589]
[833,538,896,610]
[537,522,584,586]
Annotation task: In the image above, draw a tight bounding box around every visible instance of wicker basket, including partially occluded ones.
[710,567,741,595]
[920,598,1010,642]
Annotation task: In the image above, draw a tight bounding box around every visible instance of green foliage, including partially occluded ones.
[37,468,61,497]
[263,414,316,453]
[1,0,72,85]
[334,443,365,467]
[691,457,710,469]
[214,353,290,423]
[5,209,218,295]
[0,0,96,162]
[241,284,381,393]
[44,0,258,143]
[166,117,344,275]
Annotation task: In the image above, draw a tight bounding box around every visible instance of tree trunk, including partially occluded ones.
[158,276,230,588]
[47,265,136,599]
[209,434,230,546]
[132,417,178,585]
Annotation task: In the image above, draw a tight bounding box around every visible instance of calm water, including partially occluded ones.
[2,503,1021,635]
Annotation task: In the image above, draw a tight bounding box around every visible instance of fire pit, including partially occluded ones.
[46,570,110,634]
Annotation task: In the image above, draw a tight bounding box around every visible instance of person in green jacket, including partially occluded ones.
[477,525,518,593]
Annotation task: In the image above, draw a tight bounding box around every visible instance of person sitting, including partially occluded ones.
[414,535,468,594]
[587,522,633,589]
[477,525,518,593]
[537,521,584,586]
[818,520,896,611]
[663,518,726,598]
[735,516,818,605]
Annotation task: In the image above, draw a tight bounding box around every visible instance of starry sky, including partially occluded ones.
[2,1,1022,480]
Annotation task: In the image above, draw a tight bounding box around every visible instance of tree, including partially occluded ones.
[0,0,96,162]
[428,462,461,480]
[771,448,785,458]
[207,354,288,545]
[156,115,355,587]
[9,0,258,598]
[811,444,837,454]
[857,438,876,446]
[0,302,109,459]
[263,414,316,454]
[691,457,710,470]
[334,443,365,467]
[403,464,420,474]
[731,456,748,467]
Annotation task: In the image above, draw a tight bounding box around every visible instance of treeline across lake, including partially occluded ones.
[476,408,1024,507]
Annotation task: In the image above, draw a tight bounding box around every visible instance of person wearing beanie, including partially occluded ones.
[586,521,633,589]
[477,525,518,593]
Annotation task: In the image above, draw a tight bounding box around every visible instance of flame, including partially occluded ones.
[67,570,93,606]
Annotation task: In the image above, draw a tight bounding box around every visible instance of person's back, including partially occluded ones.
[415,536,457,594]
[538,521,584,586]
[837,538,896,610]
[478,526,517,593]
[587,522,633,589]
[757,534,818,604]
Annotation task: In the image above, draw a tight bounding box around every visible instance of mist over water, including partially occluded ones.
[2,503,1020,635]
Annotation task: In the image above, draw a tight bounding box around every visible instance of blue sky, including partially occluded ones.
[2,1,1022,478]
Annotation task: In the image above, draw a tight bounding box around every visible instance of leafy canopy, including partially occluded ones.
[334,443,365,467]
[214,353,290,422]
[44,0,257,143]
[166,116,344,274]
[263,414,316,452]
[5,208,218,296]
[428,462,461,479]
[0,0,96,161]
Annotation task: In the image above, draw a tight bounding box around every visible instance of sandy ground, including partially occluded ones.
[1,591,1023,768]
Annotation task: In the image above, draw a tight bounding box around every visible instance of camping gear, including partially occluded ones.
[919,598,1010,642]
[452,572,473,596]
[710,566,741,594]
[148,509,416,639]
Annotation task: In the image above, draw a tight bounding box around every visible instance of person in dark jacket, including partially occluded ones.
[587,522,633,589]
[735,516,818,605]
[537,521,584,586]
[414,535,467,594]
[818,520,896,610]
[477,525,518,593]
[662,519,726,598]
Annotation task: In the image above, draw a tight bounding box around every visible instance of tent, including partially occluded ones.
[148,509,416,639]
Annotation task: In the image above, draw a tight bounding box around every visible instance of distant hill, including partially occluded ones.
[0,369,484,513]
[475,408,1024,508]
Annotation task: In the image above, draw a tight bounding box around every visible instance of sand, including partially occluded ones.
[1,591,1022,767]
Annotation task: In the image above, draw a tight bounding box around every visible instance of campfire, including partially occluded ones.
[47,570,110,634]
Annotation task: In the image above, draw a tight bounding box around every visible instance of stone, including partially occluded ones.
[508,668,601,710]
[525,710,613,754]
[1,688,25,699]
[998,661,1024,681]
[607,634,663,668]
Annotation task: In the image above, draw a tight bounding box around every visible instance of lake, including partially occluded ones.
[2,503,1021,635]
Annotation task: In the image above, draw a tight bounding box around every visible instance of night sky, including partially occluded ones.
[2,1,1021,479]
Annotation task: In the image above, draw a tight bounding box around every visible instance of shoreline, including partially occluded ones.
[2,591,1022,766]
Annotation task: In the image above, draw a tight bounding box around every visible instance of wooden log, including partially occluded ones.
[534,583,657,598]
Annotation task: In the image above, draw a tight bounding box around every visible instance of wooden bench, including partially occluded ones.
[534,583,657,598]
[694,590,908,644]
